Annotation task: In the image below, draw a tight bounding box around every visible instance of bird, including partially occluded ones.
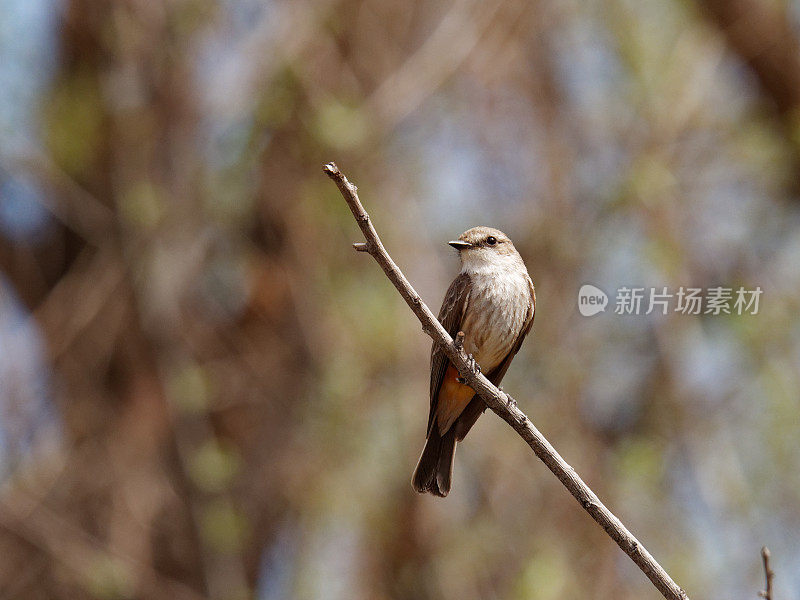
[412,226,535,497]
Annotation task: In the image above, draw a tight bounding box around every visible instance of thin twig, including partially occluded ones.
[323,162,690,600]
[759,546,774,600]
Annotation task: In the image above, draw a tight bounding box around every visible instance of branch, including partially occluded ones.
[759,546,774,600]
[324,162,690,600]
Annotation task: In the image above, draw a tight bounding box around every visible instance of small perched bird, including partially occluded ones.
[412,227,535,497]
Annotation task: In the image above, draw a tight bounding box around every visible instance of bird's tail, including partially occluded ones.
[411,426,457,497]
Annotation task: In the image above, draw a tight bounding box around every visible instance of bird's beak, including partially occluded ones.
[448,240,472,250]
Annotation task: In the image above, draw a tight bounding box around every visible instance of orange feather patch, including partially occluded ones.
[436,364,475,435]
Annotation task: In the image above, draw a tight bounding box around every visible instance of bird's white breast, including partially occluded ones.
[460,267,531,372]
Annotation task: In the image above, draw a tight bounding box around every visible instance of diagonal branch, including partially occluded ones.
[323,162,690,600]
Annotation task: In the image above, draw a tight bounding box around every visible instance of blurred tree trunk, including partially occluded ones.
[696,0,800,188]
[0,0,316,596]
[696,0,800,117]
[0,0,205,596]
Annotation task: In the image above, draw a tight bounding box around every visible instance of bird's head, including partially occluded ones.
[449,226,521,273]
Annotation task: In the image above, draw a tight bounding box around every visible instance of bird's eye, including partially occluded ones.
[486,236,497,246]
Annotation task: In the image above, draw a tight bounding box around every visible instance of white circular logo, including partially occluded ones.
[578,284,608,316]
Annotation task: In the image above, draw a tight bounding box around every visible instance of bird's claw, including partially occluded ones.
[467,354,481,375]
[456,355,480,384]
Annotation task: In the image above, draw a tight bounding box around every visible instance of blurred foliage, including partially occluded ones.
[1,0,800,599]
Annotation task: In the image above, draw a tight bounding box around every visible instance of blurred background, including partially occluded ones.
[1,0,799,598]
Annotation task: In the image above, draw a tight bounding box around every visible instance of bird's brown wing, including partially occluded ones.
[452,278,535,441]
[427,272,471,436]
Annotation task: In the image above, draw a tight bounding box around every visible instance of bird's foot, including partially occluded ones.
[456,355,480,384]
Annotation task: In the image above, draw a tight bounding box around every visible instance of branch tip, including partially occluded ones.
[760,546,774,600]
[454,331,465,350]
